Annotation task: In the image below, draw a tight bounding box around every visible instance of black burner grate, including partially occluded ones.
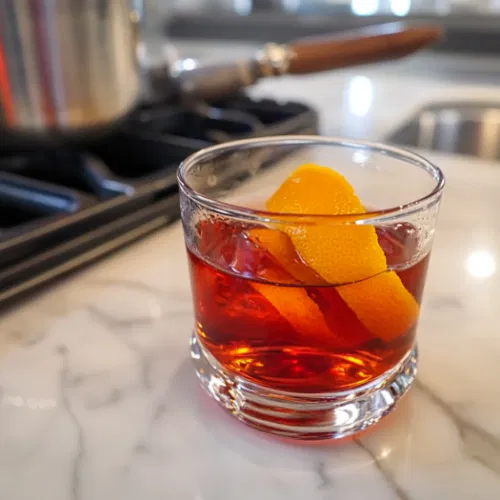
[0,95,318,307]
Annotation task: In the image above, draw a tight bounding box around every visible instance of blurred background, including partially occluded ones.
[158,0,500,17]
[2,0,500,306]
[147,0,500,55]
[163,0,500,17]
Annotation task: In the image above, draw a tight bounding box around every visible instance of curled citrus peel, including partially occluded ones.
[247,228,374,347]
[261,163,419,342]
[250,281,332,340]
[249,229,324,285]
[245,229,333,341]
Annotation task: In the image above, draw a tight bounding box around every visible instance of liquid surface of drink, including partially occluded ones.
[188,219,429,394]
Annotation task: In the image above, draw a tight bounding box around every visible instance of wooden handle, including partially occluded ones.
[287,22,443,75]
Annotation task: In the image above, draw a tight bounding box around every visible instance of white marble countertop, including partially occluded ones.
[1,49,500,499]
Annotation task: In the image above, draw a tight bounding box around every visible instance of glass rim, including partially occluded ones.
[177,135,445,225]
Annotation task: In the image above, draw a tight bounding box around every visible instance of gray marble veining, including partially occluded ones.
[1,49,500,499]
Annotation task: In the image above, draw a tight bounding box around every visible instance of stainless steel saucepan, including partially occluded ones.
[0,0,443,148]
[0,0,142,143]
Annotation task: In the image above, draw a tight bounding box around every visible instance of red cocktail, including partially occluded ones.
[178,136,444,439]
[188,220,428,393]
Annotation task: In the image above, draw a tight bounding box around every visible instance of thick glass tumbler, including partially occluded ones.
[178,136,444,440]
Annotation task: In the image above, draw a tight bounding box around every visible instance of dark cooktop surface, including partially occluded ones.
[0,95,318,307]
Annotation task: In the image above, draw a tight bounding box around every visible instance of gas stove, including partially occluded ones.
[0,95,317,307]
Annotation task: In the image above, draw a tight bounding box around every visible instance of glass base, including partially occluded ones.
[190,332,417,441]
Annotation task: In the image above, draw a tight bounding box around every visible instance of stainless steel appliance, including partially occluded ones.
[0,0,442,149]
[0,0,142,140]
[387,101,500,161]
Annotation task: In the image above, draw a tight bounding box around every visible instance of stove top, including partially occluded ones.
[0,95,318,307]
